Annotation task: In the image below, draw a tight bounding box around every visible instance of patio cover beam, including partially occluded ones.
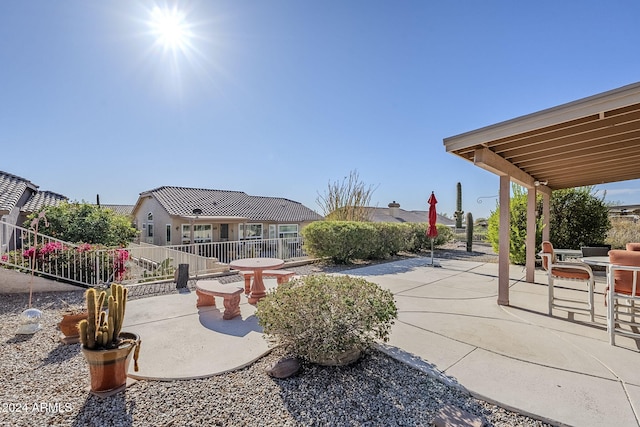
[443,81,640,306]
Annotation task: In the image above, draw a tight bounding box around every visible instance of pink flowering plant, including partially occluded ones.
[2,242,130,286]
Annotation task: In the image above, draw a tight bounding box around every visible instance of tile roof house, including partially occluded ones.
[0,171,67,250]
[132,186,323,245]
[100,204,135,217]
[0,170,67,226]
[365,201,455,227]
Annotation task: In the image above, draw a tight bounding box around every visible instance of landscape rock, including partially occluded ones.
[265,357,300,379]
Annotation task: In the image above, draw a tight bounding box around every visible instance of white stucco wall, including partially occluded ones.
[0,269,80,294]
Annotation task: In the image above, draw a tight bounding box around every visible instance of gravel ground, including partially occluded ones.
[0,245,553,427]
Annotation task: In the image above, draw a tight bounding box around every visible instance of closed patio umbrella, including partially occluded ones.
[427,192,438,266]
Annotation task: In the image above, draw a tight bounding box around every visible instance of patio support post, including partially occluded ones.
[498,174,510,305]
[542,192,550,242]
[526,187,536,283]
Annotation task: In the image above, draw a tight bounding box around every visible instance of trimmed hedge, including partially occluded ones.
[302,221,453,264]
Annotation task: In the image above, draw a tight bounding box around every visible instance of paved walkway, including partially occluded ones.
[123,258,640,427]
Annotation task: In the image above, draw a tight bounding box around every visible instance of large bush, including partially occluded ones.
[405,223,453,252]
[487,186,543,265]
[301,221,377,263]
[488,186,610,264]
[549,188,610,249]
[606,218,640,249]
[256,274,397,364]
[302,221,453,264]
[26,202,138,246]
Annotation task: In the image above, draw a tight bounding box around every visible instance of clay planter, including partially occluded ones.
[81,332,140,394]
[58,312,88,338]
[311,348,361,367]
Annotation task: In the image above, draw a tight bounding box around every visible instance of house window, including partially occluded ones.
[147,224,154,237]
[240,223,263,240]
[268,224,276,239]
[147,212,153,221]
[182,225,190,244]
[181,224,212,243]
[194,224,212,243]
[278,224,298,238]
[166,224,171,243]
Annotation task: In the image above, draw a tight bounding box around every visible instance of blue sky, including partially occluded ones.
[2,1,640,220]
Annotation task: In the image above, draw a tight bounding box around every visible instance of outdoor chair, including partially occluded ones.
[607,249,640,345]
[626,243,640,252]
[539,241,595,321]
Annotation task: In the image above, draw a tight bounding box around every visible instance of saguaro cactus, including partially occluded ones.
[466,212,474,252]
[78,283,128,350]
[454,182,464,229]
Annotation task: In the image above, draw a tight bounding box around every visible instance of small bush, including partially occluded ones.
[256,274,397,364]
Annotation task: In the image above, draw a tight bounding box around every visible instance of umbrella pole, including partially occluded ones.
[430,237,434,266]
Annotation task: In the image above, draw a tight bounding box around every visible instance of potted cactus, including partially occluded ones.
[78,283,140,394]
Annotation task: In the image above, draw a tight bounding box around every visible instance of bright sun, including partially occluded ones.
[149,6,192,52]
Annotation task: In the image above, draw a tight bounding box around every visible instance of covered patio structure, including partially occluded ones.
[444,81,640,305]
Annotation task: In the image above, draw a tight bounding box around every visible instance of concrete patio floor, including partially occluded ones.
[123,257,640,427]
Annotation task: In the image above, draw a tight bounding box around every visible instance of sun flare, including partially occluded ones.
[150,6,192,51]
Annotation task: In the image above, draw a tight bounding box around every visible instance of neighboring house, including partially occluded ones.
[132,186,323,246]
[100,204,135,217]
[609,204,640,222]
[0,170,67,250]
[365,201,455,227]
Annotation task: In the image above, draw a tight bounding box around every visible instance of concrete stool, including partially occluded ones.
[195,282,244,320]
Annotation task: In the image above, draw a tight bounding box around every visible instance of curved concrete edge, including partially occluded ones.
[122,284,274,381]
[374,343,465,391]
[128,348,274,382]
[376,343,569,427]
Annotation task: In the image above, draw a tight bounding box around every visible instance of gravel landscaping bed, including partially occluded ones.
[1,245,552,427]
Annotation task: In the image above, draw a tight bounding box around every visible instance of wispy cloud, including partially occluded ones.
[595,188,640,196]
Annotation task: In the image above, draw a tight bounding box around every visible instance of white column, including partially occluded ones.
[526,187,537,283]
[542,192,550,242]
[498,175,511,305]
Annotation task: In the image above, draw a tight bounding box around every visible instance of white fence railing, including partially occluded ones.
[0,221,308,288]
[164,238,307,265]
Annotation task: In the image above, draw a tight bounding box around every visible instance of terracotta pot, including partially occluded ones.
[58,312,87,337]
[311,348,361,366]
[81,332,140,393]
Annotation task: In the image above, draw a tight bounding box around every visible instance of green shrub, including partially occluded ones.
[550,188,610,248]
[405,223,453,252]
[302,221,375,263]
[302,221,453,263]
[606,218,640,249]
[26,202,138,246]
[487,186,543,265]
[487,186,609,264]
[256,274,397,364]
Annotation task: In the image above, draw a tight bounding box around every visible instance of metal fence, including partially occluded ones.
[164,237,307,264]
[0,220,308,288]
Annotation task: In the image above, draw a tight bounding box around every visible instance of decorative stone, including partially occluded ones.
[16,308,43,335]
[265,357,300,379]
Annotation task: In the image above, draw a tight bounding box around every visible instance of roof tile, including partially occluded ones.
[145,186,323,222]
